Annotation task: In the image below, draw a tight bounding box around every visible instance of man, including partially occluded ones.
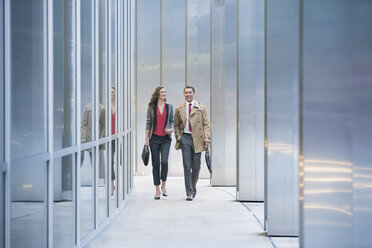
[174,86,211,201]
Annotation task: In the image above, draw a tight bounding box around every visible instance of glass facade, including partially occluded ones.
[11,0,46,159]
[2,0,135,247]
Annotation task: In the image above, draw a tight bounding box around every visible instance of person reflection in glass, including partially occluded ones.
[145,86,174,200]
[111,87,116,196]
[81,102,106,182]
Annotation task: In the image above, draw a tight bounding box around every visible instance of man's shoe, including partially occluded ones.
[193,189,197,198]
[186,195,193,201]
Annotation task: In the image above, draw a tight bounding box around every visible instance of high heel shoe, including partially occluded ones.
[154,191,161,200]
[161,187,168,197]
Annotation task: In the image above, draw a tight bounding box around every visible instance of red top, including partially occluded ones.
[153,106,166,136]
[111,110,116,135]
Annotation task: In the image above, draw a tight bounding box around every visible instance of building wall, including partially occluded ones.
[265,0,300,236]
[236,0,265,201]
[2,0,135,247]
[135,0,236,185]
[300,0,372,247]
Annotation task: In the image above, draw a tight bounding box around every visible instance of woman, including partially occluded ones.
[145,86,174,200]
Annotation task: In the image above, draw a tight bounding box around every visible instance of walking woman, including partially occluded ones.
[145,86,174,200]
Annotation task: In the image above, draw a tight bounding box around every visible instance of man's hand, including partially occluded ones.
[145,137,149,146]
[165,128,173,134]
[205,141,210,148]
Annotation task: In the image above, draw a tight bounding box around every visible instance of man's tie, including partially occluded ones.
[188,103,192,132]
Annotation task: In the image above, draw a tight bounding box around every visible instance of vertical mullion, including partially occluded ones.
[94,0,99,229]
[263,0,268,231]
[236,0,239,196]
[75,0,81,244]
[129,0,132,189]
[105,0,110,217]
[45,0,53,246]
[92,0,97,231]
[4,0,10,247]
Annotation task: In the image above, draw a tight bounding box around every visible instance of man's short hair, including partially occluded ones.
[184,86,195,93]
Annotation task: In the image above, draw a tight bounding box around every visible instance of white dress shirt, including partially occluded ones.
[183,100,194,134]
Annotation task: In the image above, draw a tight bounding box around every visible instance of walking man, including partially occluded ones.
[174,86,211,201]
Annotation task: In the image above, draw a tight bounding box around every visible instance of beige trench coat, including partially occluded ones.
[81,103,106,151]
[174,100,211,153]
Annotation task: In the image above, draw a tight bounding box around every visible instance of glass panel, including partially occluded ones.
[81,0,94,145]
[10,0,46,159]
[109,0,118,213]
[126,135,130,194]
[11,161,46,247]
[80,0,94,238]
[119,137,124,201]
[53,0,76,150]
[99,0,108,138]
[80,148,94,238]
[98,144,108,224]
[53,155,75,247]
[109,140,117,213]
[110,0,117,129]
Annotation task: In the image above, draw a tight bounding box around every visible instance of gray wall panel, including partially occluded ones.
[211,0,237,186]
[187,0,211,179]
[136,0,161,175]
[301,0,372,247]
[265,0,299,236]
[301,0,353,247]
[237,0,264,201]
[352,1,372,247]
[162,0,185,176]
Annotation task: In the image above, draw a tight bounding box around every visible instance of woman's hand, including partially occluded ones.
[145,137,149,146]
[165,128,173,134]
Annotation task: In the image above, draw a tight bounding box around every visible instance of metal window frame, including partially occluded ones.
[3,0,135,246]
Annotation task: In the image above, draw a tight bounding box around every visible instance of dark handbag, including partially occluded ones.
[142,145,150,166]
[205,147,212,173]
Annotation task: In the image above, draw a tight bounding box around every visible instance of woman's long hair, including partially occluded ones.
[148,86,166,107]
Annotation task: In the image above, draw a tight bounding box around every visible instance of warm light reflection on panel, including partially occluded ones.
[304,205,352,216]
[304,189,352,194]
[304,167,352,173]
[304,159,352,167]
[304,178,352,182]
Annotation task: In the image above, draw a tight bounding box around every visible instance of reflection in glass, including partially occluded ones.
[98,0,108,224]
[80,148,94,239]
[53,0,76,150]
[110,140,117,213]
[98,145,108,223]
[119,137,124,201]
[53,155,75,247]
[99,0,107,138]
[11,161,45,247]
[80,0,94,239]
[81,0,94,144]
[10,0,46,159]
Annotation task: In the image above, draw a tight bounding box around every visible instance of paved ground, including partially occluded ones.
[85,176,299,248]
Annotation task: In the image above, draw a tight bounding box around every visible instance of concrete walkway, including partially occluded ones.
[85,176,275,248]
